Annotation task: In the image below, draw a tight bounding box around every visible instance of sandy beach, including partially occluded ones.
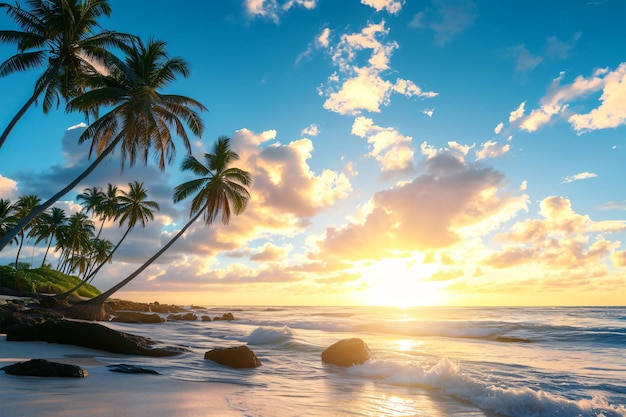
[0,335,244,417]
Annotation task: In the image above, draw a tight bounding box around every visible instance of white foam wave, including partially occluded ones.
[246,326,294,345]
[349,358,626,417]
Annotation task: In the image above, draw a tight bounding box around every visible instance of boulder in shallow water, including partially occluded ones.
[108,364,160,375]
[6,319,186,356]
[204,345,262,368]
[2,358,87,377]
[213,312,235,321]
[321,338,370,366]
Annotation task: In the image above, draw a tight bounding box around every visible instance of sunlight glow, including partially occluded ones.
[360,258,445,307]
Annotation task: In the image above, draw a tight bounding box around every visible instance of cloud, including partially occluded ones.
[319,21,437,115]
[310,149,527,263]
[486,196,626,271]
[518,64,626,133]
[361,0,404,14]
[507,45,543,74]
[475,140,510,160]
[423,108,434,117]
[351,117,415,174]
[244,0,317,23]
[494,122,503,134]
[509,102,526,122]
[0,175,18,200]
[562,172,597,183]
[409,0,477,45]
[301,124,320,136]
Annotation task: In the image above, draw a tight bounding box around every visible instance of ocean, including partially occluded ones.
[103,306,625,417]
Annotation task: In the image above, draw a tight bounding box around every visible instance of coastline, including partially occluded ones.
[0,335,245,417]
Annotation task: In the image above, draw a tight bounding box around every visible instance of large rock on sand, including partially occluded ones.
[7,319,186,356]
[204,345,262,368]
[2,359,88,377]
[321,338,371,366]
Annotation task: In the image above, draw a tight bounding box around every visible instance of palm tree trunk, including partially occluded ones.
[14,233,24,268]
[0,135,124,251]
[81,209,203,307]
[41,237,53,267]
[0,92,38,150]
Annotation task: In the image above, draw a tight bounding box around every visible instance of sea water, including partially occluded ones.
[103,306,626,417]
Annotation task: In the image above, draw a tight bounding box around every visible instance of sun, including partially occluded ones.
[359,258,445,307]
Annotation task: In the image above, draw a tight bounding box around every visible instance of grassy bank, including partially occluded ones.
[0,266,100,298]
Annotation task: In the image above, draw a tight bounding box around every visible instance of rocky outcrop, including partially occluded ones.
[167,312,197,321]
[200,315,212,321]
[106,299,188,314]
[204,345,262,368]
[111,311,164,323]
[213,312,235,321]
[321,338,370,366]
[2,359,87,377]
[7,319,186,357]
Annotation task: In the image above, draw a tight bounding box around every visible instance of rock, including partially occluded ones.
[321,338,371,366]
[2,359,87,378]
[111,311,164,323]
[200,315,212,321]
[204,345,262,369]
[7,319,186,357]
[167,313,197,321]
[105,299,188,314]
[108,364,160,375]
[213,312,235,321]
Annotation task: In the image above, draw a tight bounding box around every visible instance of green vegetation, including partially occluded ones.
[0,265,100,298]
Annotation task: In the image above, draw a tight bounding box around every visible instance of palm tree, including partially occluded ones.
[0,37,206,251]
[90,184,120,238]
[0,0,134,149]
[32,206,67,267]
[0,199,17,245]
[56,212,94,274]
[57,181,158,299]
[13,194,41,268]
[77,186,104,223]
[82,237,113,279]
[71,137,251,320]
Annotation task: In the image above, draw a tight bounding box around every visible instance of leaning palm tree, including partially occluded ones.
[13,194,41,268]
[56,180,158,299]
[56,212,94,274]
[0,37,206,251]
[70,137,251,320]
[93,184,120,238]
[0,0,134,149]
[31,206,67,267]
[77,186,105,224]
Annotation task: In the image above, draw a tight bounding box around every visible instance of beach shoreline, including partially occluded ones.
[0,335,245,417]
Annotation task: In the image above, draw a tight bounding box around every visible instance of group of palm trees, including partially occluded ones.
[1,181,158,279]
[0,0,252,317]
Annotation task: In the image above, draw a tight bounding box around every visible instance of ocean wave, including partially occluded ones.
[245,326,294,345]
[347,358,626,417]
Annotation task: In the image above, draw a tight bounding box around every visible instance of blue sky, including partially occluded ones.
[1,0,625,306]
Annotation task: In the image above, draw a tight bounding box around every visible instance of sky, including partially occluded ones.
[1,0,626,307]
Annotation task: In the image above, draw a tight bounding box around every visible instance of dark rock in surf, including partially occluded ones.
[111,311,164,323]
[321,338,370,366]
[204,345,262,368]
[213,312,235,321]
[108,364,160,375]
[200,315,211,321]
[2,358,87,377]
[167,312,197,321]
[6,319,186,357]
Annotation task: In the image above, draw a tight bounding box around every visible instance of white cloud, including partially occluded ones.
[509,101,526,122]
[351,116,414,173]
[361,0,404,14]
[423,108,434,117]
[475,140,510,160]
[321,21,437,115]
[494,122,503,134]
[563,172,597,183]
[519,65,626,133]
[0,174,18,200]
[245,0,317,23]
[301,124,320,136]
